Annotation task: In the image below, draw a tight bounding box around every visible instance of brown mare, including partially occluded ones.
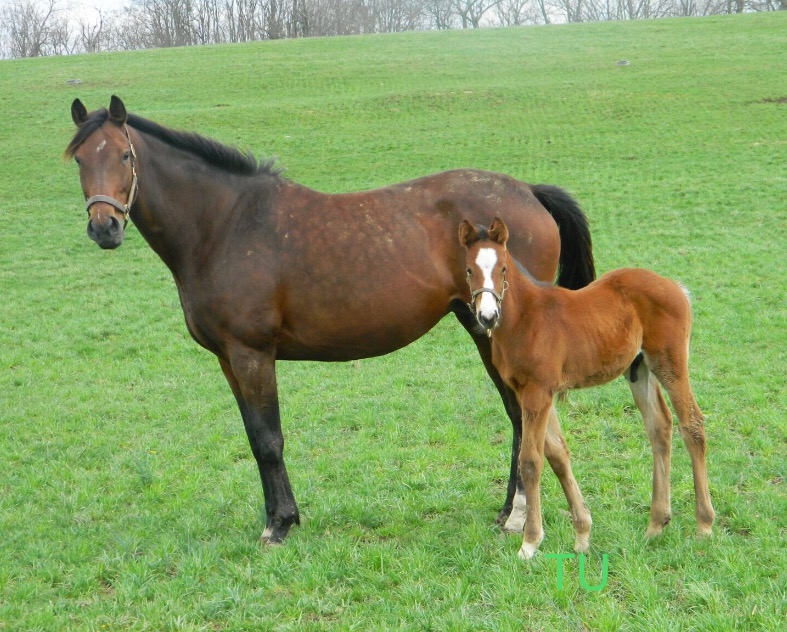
[65,96,595,543]
[460,218,714,560]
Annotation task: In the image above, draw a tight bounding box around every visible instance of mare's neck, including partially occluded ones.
[128,129,254,275]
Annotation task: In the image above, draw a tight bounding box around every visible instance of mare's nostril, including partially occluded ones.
[108,215,121,232]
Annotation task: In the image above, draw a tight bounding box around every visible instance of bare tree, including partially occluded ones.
[423,0,457,29]
[1,0,63,57]
[453,0,500,27]
[495,0,544,24]
[77,6,109,52]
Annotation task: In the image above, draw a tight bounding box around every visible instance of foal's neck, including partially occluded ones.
[492,250,549,335]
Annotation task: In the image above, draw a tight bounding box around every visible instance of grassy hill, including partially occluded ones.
[1,13,785,631]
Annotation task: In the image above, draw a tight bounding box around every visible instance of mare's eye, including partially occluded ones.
[122,151,131,162]
[74,157,81,166]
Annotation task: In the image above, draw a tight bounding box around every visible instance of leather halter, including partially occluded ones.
[85,125,138,229]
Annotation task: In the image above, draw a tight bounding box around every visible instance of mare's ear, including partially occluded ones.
[108,95,127,125]
[71,99,88,126]
[458,220,478,247]
[488,217,509,247]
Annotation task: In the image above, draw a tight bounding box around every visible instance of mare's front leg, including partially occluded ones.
[219,348,299,543]
[517,386,552,560]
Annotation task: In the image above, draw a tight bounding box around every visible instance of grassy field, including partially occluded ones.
[1,12,785,631]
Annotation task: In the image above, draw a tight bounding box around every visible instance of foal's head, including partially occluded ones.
[459,217,510,333]
[65,96,137,249]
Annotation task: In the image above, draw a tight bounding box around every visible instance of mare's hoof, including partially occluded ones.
[259,518,297,545]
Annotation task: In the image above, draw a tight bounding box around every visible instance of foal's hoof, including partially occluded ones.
[517,531,544,561]
[573,536,590,554]
[696,525,713,537]
[517,542,539,561]
[645,515,670,539]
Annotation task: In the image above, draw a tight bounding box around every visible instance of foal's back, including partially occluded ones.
[535,268,691,389]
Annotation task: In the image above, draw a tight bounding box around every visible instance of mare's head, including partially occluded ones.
[65,96,137,249]
[459,217,510,334]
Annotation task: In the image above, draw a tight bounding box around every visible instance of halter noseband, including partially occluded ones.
[84,125,138,229]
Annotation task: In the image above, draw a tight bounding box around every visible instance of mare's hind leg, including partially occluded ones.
[652,358,715,536]
[543,405,592,552]
[626,357,674,537]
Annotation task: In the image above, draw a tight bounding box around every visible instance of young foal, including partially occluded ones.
[460,218,714,560]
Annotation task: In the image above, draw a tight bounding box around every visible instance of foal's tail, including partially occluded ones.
[532,184,596,289]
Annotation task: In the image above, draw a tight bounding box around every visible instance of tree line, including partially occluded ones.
[1,0,783,58]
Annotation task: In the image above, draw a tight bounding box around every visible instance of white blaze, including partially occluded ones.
[475,247,500,322]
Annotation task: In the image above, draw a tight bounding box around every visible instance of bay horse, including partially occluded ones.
[460,218,714,560]
[65,96,595,543]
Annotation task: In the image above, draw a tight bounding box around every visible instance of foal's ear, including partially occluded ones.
[489,217,509,247]
[108,95,127,125]
[458,220,478,247]
[71,99,88,126]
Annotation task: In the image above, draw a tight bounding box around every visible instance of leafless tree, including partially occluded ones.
[452,0,500,27]
[77,6,109,52]
[495,0,545,24]
[370,0,426,32]
[1,0,63,57]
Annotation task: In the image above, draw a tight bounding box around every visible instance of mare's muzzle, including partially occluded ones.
[86,204,125,249]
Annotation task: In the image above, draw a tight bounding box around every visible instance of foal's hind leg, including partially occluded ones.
[543,405,592,552]
[656,367,715,536]
[626,361,674,537]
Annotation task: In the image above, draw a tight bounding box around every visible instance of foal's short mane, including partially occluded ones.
[65,108,281,178]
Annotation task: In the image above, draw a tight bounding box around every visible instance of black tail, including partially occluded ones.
[531,184,595,289]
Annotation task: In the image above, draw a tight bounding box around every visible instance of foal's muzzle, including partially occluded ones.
[469,286,506,337]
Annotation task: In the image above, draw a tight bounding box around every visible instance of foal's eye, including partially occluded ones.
[466,268,472,276]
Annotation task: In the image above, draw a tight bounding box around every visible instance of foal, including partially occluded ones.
[460,218,714,560]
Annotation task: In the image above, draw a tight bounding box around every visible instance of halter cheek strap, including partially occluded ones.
[85,125,138,229]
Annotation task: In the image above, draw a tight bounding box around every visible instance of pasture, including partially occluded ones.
[1,12,785,631]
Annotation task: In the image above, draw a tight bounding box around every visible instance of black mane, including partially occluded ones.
[65,108,280,177]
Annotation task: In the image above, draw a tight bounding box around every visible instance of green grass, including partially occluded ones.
[1,12,786,631]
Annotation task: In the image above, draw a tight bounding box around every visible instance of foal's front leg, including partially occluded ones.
[517,387,552,560]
